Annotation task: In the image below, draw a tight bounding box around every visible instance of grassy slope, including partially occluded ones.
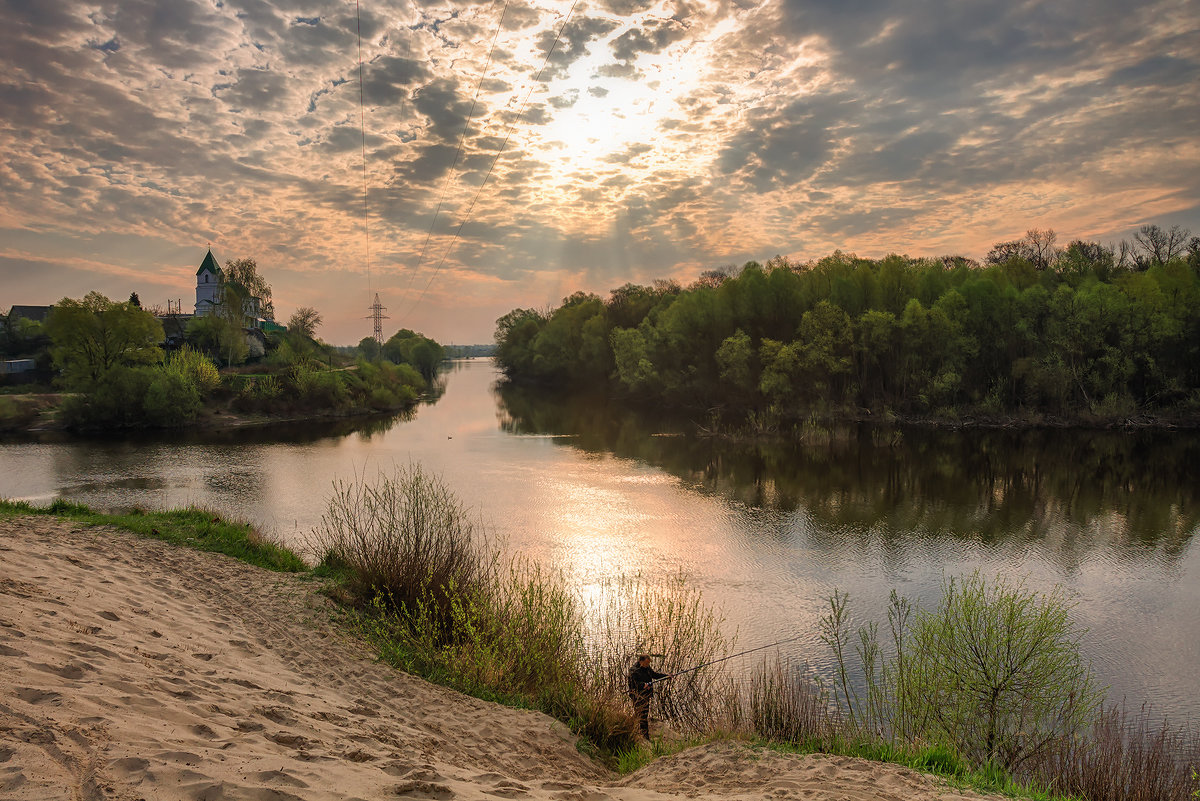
[0,498,1097,800]
[0,499,306,573]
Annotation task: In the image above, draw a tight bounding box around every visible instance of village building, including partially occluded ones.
[194,248,265,329]
[5,249,282,365]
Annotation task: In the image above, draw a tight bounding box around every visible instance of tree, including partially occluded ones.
[288,307,323,340]
[223,258,274,321]
[1023,228,1059,270]
[1132,224,1190,267]
[900,574,1101,770]
[45,292,164,386]
[186,314,248,366]
[985,229,1058,270]
[129,291,141,308]
[383,329,444,380]
[358,336,381,361]
[715,328,755,405]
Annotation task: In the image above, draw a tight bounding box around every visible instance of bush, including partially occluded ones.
[901,574,1102,771]
[289,365,347,411]
[60,365,202,428]
[313,464,489,630]
[313,466,741,756]
[821,574,1103,772]
[164,346,220,396]
[143,370,201,426]
[1030,703,1200,801]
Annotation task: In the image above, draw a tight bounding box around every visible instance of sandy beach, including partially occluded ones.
[0,516,1000,801]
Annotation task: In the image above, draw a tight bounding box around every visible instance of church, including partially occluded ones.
[194,248,264,329]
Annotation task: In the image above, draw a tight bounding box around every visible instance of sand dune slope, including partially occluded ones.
[0,517,996,801]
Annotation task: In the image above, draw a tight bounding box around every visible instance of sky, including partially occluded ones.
[1,0,1198,345]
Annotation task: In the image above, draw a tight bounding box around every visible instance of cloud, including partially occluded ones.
[609,17,688,64]
[536,16,620,80]
[0,0,1196,345]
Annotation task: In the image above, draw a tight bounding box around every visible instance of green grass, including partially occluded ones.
[758,735,1084,801]
[0,498,307,573]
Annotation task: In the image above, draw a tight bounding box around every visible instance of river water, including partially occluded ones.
[2,359,1198,724]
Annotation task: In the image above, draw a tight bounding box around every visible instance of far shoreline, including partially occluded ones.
[0,390,422,440]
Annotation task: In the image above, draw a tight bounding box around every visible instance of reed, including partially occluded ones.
[1028,703,1200,801]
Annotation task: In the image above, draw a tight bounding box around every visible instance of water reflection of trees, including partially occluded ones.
[498,384,1198,566]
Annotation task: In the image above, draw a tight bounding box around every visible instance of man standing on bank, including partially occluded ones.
[627,654,669,740]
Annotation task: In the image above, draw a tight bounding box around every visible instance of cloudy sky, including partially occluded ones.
[2,0,1198,344]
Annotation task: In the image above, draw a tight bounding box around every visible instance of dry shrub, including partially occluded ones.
[1030,703,1200,801]
[313,464,491,638]
[580,573,737,735]
[747,657,834,745]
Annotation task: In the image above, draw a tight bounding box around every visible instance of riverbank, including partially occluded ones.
[0,514,1005,801]
[0,390,421,437]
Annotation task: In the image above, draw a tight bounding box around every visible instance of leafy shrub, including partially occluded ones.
[288,365,347,411]
[142,370,201,426]
[61,365,202,428]
[61,365,153,427]
[164,346,220,396]
[369,387,398,409]
[821,574,1102,772]
[902,574,1102,770]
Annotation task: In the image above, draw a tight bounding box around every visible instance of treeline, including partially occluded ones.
[6,291,444,430]
[496,226,1200,423]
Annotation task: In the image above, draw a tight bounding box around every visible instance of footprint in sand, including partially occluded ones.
[393,780,456,799]
[247,769,310,788]
[97,610,120,621]
[15,687,62,705]
[30,661,91,679]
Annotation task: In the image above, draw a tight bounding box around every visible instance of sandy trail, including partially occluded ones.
[0,516,996,801]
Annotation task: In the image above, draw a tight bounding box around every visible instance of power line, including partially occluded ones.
[399,0,581,320]
[355,1,374,324]
[400,0,510,306]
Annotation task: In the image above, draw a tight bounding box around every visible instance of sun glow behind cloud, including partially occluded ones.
[0,0,1197,343]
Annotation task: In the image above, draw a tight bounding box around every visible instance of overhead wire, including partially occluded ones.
[400,0,510,305]
[399,0,581,320]
[355,0,372,307]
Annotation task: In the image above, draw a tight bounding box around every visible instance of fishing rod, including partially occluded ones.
[649,634,806,685]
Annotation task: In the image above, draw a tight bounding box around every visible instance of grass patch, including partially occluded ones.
[0,498,306,573]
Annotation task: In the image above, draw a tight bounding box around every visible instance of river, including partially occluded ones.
[2,358,1198,725]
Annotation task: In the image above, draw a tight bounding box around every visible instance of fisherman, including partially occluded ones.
[627,654,668,740]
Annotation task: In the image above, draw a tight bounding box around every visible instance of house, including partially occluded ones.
[7,305,53,324]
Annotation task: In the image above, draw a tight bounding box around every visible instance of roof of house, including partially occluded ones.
[7,305,53,323]
[196,249,222,277]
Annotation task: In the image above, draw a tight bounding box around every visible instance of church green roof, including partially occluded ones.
[196,249,221,277]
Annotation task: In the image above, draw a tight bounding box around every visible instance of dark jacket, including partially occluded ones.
[628,664,668,699]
